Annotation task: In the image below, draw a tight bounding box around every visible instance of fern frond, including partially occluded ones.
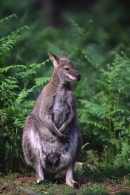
[35,77,50,86]
[20,60,49,78]
[15,87,36,105]
[83,51,99,68]
[69,19,93,42]
[0,65,26,73]
[0,14,17,23]
[78,108,107,130]
[1,77,18,90]
[110,108,130,115]
[79,99,109,119]
[114,140,130,167]
[87,120,107,130]
[69,19,84,37]
[34,59,50,69]
[0,26,29,54]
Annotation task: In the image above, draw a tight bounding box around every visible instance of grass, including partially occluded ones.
[0,165,130,195]
[81,185,109,195]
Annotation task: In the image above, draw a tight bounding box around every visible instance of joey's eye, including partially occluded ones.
[64,67,69,71]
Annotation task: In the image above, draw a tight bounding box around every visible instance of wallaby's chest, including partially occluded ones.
[49,90,70,128]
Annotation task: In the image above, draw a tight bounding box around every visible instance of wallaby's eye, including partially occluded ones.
[64,67,69,71]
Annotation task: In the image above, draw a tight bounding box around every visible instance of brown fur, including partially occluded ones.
[22,53,82,187]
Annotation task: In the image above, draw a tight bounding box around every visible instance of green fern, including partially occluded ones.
[35,77,50,86]
[0,59,48,172]
[114,139,130,168]
[69,19,93,40]
[0,15,48,173]
[0,64,26,73]
[0,14,17,23]
[79,52,130,165]
[0,15,28,64]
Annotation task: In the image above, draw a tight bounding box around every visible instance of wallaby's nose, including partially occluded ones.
[76,73,81,81]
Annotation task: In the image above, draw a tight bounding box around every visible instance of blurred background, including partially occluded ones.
[1,0,130,64]
[1,0,130,173]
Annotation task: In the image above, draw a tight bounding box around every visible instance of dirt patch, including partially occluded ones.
[0,174,130,195]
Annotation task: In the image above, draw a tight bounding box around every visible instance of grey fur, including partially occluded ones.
[22,53,82,187]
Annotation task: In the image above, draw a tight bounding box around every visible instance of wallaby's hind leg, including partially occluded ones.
[34,162,44,183]
[22,114,45,184]
[23,138,44,183]
[27,144,45,183]
[66,164,79,188]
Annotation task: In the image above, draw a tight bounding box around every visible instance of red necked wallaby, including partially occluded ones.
[22,53,82,187]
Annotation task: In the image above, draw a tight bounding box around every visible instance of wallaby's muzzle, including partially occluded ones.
[76,73,81,81]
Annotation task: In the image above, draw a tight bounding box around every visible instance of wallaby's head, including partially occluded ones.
[49,53,81,83]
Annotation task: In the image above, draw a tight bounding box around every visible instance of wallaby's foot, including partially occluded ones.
[37,178,44,184]
[73,182,80,189]
[35,164,44,184]
[37,173,44,184]
[36,173,44,184]
[66,179,80,189]
[66,167,80,188]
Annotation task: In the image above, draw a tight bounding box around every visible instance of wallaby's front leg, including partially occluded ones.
[31,113,66,139]
[59,110,74,133]
[44,115,68,139]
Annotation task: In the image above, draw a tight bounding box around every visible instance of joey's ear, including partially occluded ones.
[60,53,70,62]
[49,53,59,67]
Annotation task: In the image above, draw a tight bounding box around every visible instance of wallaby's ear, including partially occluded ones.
[49,53,59,67]
[60,53,70,62]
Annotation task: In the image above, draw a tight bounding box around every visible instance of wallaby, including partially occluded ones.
[22,53,82,187]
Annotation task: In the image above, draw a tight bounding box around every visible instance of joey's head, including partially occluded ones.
[49,53,81,84]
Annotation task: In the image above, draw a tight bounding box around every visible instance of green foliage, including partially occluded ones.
[114,140,130,168]
[116,192,130,195]
[0,15,29,66]
[0,0,130,174]
[78,52,130,165]
[0,15,49,173]
[81,185,109,195]
[82,163,130,184]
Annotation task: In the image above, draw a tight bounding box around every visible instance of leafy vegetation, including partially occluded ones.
[0,15,50,172]
[81,185,109,195]
[0,0,130,193]
[79,52,130,167]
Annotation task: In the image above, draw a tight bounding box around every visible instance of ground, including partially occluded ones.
[0,173,130,195]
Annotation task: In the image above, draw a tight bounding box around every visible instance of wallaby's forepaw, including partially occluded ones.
[60,135,70,144]
[59,126,65,133]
